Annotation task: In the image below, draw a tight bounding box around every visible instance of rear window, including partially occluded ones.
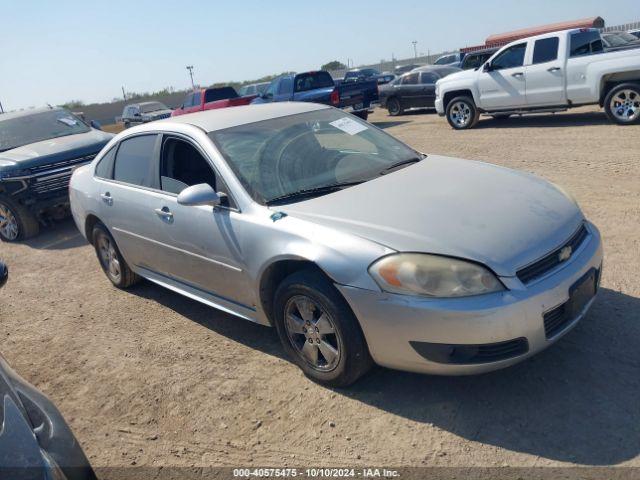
[113,135,157,187]
[532,37,559,64]
[294,72,334,92]
[570,31,604,57]
[205,87,239,102]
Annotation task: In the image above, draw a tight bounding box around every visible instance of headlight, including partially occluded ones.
[369,253,504,298]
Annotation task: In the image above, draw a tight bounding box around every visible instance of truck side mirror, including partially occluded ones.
[90,120,102,130]
[483,62,493,72]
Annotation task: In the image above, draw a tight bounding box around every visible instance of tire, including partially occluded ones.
[386,97,403,116]
[273,269,372,387]
[0,195,40,242]
[92,222,139,288]
[604,83,640,125]
[446,96,480,130]
[353,111,369,122]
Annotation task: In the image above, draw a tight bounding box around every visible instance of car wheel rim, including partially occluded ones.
[0,203,19,240]
[284,295,341,372]
[388,100,399,115]
[610,89,640,122]
[450,101,472,127]
[97,234,121,282]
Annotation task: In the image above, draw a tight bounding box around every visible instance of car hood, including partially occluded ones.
[0,129,113,172]
[278,156,583,277]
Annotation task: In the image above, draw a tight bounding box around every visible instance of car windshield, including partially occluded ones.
[616,32,640,43]
[140,102,167,113]
[604,33,630,47]
[0,110,90,152]
[209,109,421,204]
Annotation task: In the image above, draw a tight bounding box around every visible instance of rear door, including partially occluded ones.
[524,35,566,106]
[477,42,528,109]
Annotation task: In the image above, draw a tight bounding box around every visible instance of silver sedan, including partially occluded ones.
[69,103,602,386]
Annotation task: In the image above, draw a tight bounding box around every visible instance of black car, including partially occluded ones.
[0,261,95,480]
[378,65,461,116]
[460,47,499,70]
[393,63,424,75]
[0,107,113,242]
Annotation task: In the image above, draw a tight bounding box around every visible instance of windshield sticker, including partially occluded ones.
[57,117,78,126]
[329,117,368,136]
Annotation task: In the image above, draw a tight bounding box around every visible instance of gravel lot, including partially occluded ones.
[1,106,639,471]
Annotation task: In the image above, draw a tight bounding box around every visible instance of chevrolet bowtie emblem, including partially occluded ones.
[558,245,572,262]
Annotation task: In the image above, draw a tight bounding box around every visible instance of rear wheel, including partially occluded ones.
[92,223,139,288]
[604,83,640,125]
[446,96,479,130]
[0,196,39,242]
[386,97,403,116]
[274,269,372,387]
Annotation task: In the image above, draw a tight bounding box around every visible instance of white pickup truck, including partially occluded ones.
[435,28,640,129]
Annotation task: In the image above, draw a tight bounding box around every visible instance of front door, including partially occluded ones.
[477,42,528,110]
[396,72,422,108]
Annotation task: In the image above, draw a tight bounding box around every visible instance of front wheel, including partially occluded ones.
[274,269,372,387]
[0,196,39,242]
[446,96,479,130]
[386,97,403,116]
[604,83,640,125]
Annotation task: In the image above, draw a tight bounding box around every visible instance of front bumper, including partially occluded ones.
[337,222,603,375]
[435,96,445,115]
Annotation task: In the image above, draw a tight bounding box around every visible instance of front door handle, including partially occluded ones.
[547,67,562,73]
[154,207,174,222]
[100,192,113,206]
[511,72,524,78]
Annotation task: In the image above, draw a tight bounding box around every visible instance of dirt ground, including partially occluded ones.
[1,106,639,471]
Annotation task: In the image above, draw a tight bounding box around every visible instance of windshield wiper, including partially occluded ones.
[380,155,425,175]
[266,181,365,205]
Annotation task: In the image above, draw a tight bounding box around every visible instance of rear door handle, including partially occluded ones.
[154,207,174,222]
[547,67,562,73]
[100,192,113,206]
[511,72,524,78]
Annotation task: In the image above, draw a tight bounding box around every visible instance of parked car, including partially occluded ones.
[460,47,499,70]
[394,63,423,75]
[378,72,396,84]
[121,101,172,128]
[251,70,378,120]
[238,82,270,97]
[434,52,464,67]
[435,28,640,129]
[601,31,640,50]
[343,68,380,83]
[379,66,460,116]
[171,87,256,116]
[629,29,640,40]
[0,107,113,241]
[69,103,602,387]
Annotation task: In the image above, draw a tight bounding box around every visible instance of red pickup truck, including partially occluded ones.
[171,87,256,116]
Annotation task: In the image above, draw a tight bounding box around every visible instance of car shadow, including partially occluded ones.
[127,283,639,465]
[371,120,412,129]
[20,218,86,250]
[476,111,611,129]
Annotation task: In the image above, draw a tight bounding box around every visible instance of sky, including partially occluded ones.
[1,0,639,111]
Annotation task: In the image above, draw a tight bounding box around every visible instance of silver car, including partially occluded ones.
[69,103,603,386]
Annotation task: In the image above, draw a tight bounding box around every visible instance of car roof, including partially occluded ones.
[0,106,64,122]
[154,102,330,133]
[412,65,461,75]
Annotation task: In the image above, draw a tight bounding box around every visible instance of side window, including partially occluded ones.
[532,37,559,64]
[113,135,157,187]
[182,94,193,108]
[192,91,202,107]
[420,72,439,84]
[160,137,217,195]
[94,147,117,179]
[570,31,604,57]
[265,80,277,96]
[491,43,526,70]
[401,73,419,85]
[278,77,293,95]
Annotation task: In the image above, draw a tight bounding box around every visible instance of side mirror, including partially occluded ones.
[483,62,493,72]
[177,183,222,207]
[263,92,273,100]
[90,120,102,130]
[0,262,7,289]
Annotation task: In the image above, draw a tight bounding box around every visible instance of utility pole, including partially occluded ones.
[122,86,127,101]
[186,65,195,90]
[412,41,418,59]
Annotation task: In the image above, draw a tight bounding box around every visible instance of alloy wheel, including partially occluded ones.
[97,233,122,282]
[610,89,640,123]
[283,295,341,371]
[450,101,472,127]
[0,203,19,241]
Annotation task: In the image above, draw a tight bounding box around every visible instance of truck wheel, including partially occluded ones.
[0,196,40,242]
[92,222,140,288]
[387,98,403,116]
[604,83,640,125]
[446,96,479,130]
[274,269,372,387]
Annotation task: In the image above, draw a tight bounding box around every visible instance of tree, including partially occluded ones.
[321,60,347,71]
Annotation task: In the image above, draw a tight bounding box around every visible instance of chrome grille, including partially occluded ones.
[27,154,95,195]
